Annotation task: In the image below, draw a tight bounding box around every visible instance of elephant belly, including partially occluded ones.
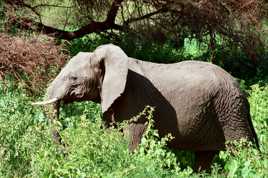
[155,104,226,151]
[156,88,226,151]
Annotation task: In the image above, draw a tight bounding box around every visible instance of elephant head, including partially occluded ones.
[33,44,129,116]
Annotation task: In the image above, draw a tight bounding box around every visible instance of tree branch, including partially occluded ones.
[31,4,73,9]
[7,0,125,40]
[6,0,166,40]
[10,17,123,40]
[106,0,124,23]
[124,8,168,25]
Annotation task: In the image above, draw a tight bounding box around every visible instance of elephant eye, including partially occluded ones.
[70,76,78,81]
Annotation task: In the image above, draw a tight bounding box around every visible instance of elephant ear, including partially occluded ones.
[94,44,128,113]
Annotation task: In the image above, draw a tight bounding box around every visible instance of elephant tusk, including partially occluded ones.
[31,98,58,105]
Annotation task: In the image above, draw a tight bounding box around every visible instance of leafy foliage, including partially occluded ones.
[66,33,268,80]
[4,0,266,63]
[0,74,267,177]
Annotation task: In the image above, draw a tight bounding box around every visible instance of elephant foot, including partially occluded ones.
[194,151,218,172]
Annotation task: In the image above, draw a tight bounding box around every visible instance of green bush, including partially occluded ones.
[66,33,198,63]
[0,76,267,177]
[0,80,191,177]
[65,33,268,83]
[0,0,4,32]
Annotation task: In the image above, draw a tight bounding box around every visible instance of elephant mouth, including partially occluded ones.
[63,95,101,104]
[66,91,101,103]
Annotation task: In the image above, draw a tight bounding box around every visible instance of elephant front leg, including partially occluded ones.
[124,122,148,152]
[103,108,147,151]
[103,108,116,128]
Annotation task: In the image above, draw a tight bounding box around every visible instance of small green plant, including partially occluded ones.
[219,140,267,178]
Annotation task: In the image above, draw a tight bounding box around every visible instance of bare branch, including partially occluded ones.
[10,17,123,40]
[124,8,167,25]
[6,0,125,40]
[106,0,124,23]
[31,4,74,9]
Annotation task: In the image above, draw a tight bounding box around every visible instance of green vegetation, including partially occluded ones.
[0,60,267,177]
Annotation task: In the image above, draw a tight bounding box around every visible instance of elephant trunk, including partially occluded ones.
[45,84,66,146]
[50,101,66,146]
[32,82,66,146]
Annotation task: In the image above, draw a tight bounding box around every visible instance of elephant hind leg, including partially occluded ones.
[194,151,218,172]
[124,122,148,152]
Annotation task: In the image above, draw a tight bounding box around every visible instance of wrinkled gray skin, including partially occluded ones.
[35,44,259,171]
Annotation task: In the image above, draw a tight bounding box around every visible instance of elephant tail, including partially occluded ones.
[245,100,260,151]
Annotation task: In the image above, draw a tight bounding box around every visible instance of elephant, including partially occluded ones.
[33,44,259,171]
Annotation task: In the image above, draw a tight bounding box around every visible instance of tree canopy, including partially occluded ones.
[3,0,266,62]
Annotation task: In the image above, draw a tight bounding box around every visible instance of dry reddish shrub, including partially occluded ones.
[0,33,68,94]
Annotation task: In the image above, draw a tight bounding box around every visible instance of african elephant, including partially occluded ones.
[33,44,259,171]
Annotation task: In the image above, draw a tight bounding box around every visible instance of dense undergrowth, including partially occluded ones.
[0,74,267,177]
[0,32,268,177]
